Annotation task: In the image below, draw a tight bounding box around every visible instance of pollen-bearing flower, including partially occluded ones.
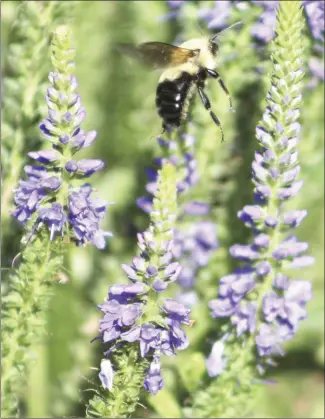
[209,2,314,366]
[137,132,218,293]
[97,164,191,396]
[11,26,111,248]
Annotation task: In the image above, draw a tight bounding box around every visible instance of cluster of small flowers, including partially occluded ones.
[137,134,218,295]
[209,6,314,361]
[99,285,190,394]
[98,164,191,395]
[210,129,314,359]
[12,26,111,248]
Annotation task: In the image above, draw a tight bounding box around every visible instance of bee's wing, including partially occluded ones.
[116,42,200,69]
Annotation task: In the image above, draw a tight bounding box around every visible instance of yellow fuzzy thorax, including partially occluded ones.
[159,37,217,82]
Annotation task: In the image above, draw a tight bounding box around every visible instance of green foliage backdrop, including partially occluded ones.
[1,1,324,418]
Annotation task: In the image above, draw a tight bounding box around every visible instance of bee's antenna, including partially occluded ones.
[212,21,243,41]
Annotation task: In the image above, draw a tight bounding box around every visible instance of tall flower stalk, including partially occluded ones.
[137,130,218,295]
[1,1,72,234]
[188,2,313,417]
[11,25,111,247]
[87,163,191,418]
[1,25,110,418]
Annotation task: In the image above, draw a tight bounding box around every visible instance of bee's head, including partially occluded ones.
[209,22,242,57]
[208,38,219,57]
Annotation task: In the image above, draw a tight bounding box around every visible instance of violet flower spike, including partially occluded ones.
[97,164,191,396]
[209,2,313,369]
[11,26,111,248]
[137,132,219,293]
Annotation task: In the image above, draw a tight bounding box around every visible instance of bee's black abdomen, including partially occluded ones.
[156,72,193,129]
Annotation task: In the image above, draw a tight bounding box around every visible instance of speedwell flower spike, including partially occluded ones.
[209,1,313,366]
[97,163,191,401]
[11,25,111,248]
[137,132,218,292]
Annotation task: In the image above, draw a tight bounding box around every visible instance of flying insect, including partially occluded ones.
[118,22,241,142]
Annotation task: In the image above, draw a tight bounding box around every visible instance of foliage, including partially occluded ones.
[1,1,324,418]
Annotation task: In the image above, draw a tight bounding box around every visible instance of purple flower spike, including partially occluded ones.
[137,131,219,294]
[11,26,110,248]
[208,1,313,371]
[96,163,191,396]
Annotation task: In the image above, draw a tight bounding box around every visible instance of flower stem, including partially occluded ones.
[87,346,149,418]
[1,233,64,417]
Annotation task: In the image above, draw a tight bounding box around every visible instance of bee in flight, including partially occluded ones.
[118,23,241,142]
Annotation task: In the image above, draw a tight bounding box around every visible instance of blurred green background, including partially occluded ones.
[1,1,324,418]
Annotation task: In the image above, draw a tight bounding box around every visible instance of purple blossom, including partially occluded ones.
[38,203,67,240]
[144,358,164,395]
[68,184,112,249]
[251,1,278,42]
[197,1,231,30]
[65,159,105,177]
[231,302,257,336]
[11,31,110,248]
[173,222,218,288]
[12,166,61,223]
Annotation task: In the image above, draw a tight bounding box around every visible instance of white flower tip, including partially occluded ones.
[206,340,226,377]
[99,359,114,391]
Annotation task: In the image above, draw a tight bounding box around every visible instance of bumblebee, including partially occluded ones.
[118,23,240,141]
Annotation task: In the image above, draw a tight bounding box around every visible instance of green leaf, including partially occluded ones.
[177,351,206,393]
[147,388,182,418]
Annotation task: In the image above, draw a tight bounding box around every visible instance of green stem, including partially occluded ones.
[87,347,149,418]
[1,234,64,418]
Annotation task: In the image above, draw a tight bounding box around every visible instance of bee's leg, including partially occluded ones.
[197,85,224,143]
[205,68,233,111]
